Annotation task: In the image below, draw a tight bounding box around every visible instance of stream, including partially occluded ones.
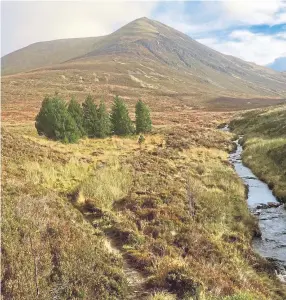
[222,126,286,276]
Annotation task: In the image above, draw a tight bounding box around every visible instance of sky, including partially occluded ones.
[1,0,286,66]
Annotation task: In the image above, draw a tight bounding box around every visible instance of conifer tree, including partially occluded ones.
[97,101,111,138]
[68,96,85,136]
[82,95,99,137]
[35,96,54,138]
[135,100,152,134]
[110,96,134,136]
[35,95,81,143]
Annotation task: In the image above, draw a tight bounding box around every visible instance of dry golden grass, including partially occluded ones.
[2,108,286,299]
[79,160,132,210]
[2,130,129,299]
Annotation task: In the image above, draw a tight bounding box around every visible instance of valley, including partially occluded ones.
[2,16,286,300]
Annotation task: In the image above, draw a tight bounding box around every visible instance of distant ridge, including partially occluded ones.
[267,57,286,72]
[1,36,104,75]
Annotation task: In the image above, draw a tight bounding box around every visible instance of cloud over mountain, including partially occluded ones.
[2,1,286,67]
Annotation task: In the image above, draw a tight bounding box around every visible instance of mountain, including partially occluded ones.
[267,57,286,72]
[2,17,286,113]
[1,36,103,76]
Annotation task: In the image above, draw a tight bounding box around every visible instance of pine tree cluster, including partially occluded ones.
[35,94,152,143]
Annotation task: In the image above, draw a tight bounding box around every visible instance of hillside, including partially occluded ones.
[1,36,103,75]
[2,17,286,121]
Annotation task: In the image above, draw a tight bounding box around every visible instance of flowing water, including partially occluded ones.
[222,126,286,271]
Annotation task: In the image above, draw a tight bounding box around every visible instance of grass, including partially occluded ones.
[2,128,130,299]
[23,158,92,191]
[108,142,274,299]
[2,186,128,299]
[2,110,286,299]
[230,105,286,202]
[148,291,176,300]
[230,106,286,138]
[79,160,133,210]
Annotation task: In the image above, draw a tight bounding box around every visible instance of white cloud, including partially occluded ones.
[274,12,286,25]
[1,1,159,55]
[229,30,255,40]
[154,1,286,65]
[276,32,286,39]
[197,31,286,65]
[221,0,286,25]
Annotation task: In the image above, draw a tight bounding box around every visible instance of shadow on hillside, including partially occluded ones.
[207,97,286,111]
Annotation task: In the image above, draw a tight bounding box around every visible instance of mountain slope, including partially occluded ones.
[78,18,285,96]
[1,36,103,75]
[2,17,286,118]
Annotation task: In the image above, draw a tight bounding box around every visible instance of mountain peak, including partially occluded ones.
[134,16,151,22]
[128,17,154,25]
[113,17,160,36]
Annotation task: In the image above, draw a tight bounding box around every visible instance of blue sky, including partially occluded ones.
[1,1,286,66]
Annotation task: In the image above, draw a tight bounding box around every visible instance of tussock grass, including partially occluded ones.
[242,137,286,201]
[209,292,257,300]
[23,157,91,191]
[79,160,132,210]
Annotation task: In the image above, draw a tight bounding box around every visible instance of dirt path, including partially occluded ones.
[83,211,149,299]
[103,237,149,299]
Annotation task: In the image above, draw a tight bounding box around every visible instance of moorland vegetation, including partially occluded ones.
[2,106,286,299]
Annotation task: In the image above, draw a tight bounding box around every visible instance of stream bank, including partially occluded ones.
[222,125,286,282]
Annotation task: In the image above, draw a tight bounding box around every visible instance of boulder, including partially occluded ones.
[256,202,282,209]
[256,203,268,209]
[253,210,261,216]
[267,202,282,208]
